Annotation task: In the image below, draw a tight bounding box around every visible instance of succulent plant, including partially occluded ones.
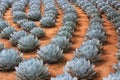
[113,61,120,71]
[18,34,39,52]
[0,5,6,14]
[0,49,22,71]
[64,57,96,79]
[0,12,3,20]
[63,21,76,28]
[10,30,27,46]
[15,58,49,80]
[51,73,78,80]
[90,17,103,23]
[12,11,28,22]
[0,20,9,32]
[117,50,120,60]
[57,31,72,39]
[37,44,63,63]
[40,17,55,27]
[59,26,74,34]
[0,43,4,51]
[75,44,101,62]
[83,39,102,49]
[28,10,41,21]
[86,29,106,43]
[30,27,45,38]
[21,21,36,31]
[111,16,120,23]
[88,23,103,31]
[0,27,16,39]
[115,22,120,29]
[63,13,77,23]
[103,71,120,80]
[50,36,71,51]
[44,12,56,18]
[16,19,28,26]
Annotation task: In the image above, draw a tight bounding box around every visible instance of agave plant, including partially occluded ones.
[113,61,120,71]
[0,43,4,51]
[86,29,106,43]
[10,30,27,46]
[12,11,28,22]
[0,49,22,71]
[64,57,96,79]
[28,10,41,21]
[111,16,120,23]
[90,16,102,23]
[59,26,74,34]
[117,50,120,60]
[18,34,39,52]
[50,36,71,51]
[75,44,101,62]
[83,39,102,49]
[40,17,55,27]
[103,71,120,80]
[16,19,28,26]
[88,23,103,31]
[63,21,76,28]
[21,21,36,31]
[0,5,6,14]
[30,27,45,38]
[15,58,49,80]
[0,12,3,20]
[0,20,9,32]
[63,13,77,23]
[37,44,63,63]
[51,73,78,80]
[115,22,120,29]
[57,31,72,40]
[0,27,16,39]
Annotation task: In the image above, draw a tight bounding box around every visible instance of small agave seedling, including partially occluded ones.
[50,36,71,51]
[10,30,27,46]
[0,20,9,32]
[30,27,45,38]
[64,57,96,79]
[103,71,120,80]
[37,44,63,63]
[51,73,78,80]
[18,34,39,52]
[15,58,49,80]
[0,43,4,51]
[21,21,36,31]
[75,44,101,62]
[0,49,22,71]
[0,27,16,39]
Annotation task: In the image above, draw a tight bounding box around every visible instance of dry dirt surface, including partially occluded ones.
[0,3,118,80]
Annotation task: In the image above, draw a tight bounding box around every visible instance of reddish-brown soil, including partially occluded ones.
[0,3,118,80]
